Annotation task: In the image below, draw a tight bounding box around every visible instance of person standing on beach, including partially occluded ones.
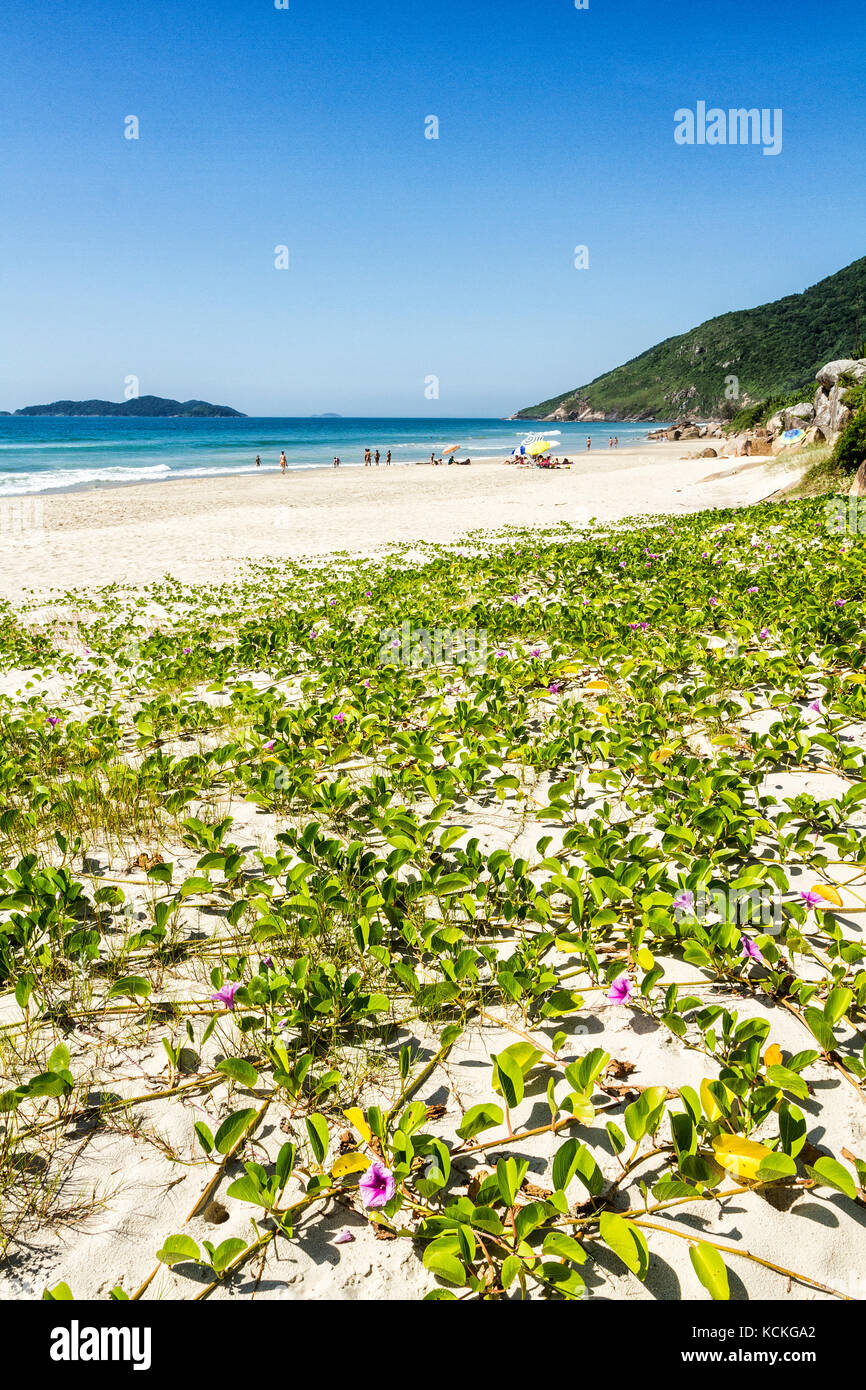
[586,437,591,451]
[614,436,619,449]
[386,449,391,466]
[333,455,340,468]
[374,449,380,466]
[255,454,261,468]
[279,450,287,474]
[364,448,371,467]
[608,437,613,449]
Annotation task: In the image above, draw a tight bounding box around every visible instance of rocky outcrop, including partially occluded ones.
[816,360,866,388]
[848,460,866,497]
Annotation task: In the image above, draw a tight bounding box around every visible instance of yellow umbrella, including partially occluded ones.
[528,440,552,457]
[442,444,461,456]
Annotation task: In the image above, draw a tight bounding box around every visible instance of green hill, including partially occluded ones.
[14,396,245,418]
[516,256,866,422]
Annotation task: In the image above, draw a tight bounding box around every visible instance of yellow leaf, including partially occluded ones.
[811,884,843,908]
[711,1134,774,1182]
[636,947,655,971]
[586,680,610,691]
[844,672,866,685]
[650,746,675,764]
[331,1152,371,1179]
[700,1078,725,1123]
[342,1107,372,1144]
[763,1044,783,1068]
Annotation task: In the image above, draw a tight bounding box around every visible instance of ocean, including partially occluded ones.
[0,417,661,497]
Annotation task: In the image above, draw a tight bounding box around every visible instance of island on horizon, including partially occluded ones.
[12,395,246,418]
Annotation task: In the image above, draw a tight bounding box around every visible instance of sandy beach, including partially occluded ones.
[1,441,798,601]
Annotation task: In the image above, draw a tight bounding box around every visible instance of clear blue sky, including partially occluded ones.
[1,0,864,416]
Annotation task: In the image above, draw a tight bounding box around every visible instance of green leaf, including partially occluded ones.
[824,987,853,1026]
[542,1231,587,1263]
[423,1238,467,1286]
[225,1175,267,1207]
[216,1057,259,1088]
[194,1121,214,1156]
[756,1152,798,1181]
[552,1137,581,1194]
[305,1113,329,1165]
[765,1065,810,1101]
[492,1051,525,1109]
[807,1156,857,1201]
[211,1238,247,1273]
[803,1006,836,1052]
[214,1107,256,1155]
[42,1282,74,1301]
[107,975,151,1001]
[156,1234,200,1267]
[689,1241,730,1300]
[598,1212,649,1280]
[456,1102,503,1140]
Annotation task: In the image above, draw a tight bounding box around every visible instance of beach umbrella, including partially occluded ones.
[528,440,553,457]
[442,444,461,456]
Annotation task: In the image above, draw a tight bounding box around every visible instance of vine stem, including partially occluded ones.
[628,1216,852,1301]
[130,1093,273,1301]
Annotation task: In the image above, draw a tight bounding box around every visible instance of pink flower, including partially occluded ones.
[759,627,770,640]
[264,740,275,750]
[334,1228,355,1245]
[211,982,241,1010]
[334,712,345,725]
[529,648,542,658]
[747,587,758,595]
[358,1160,396,1209]
[799,890,824,909]
[495,649,508,658]
[607,975,634,1005]
[673,890,694,913]
[808,700,822,715]
[741,936,763,963]
[548,681,562,694]
[834,599,846,609]
[708,597,719,607]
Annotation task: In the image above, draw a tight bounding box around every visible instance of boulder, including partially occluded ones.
[848,461,866,498]
[787,401,814,422]
[766,411,784,435]
[816,359,866,387]
[680,426,702,440]
[698,448,718,458]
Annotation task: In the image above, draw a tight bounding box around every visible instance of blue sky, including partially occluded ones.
[1,0,864,415]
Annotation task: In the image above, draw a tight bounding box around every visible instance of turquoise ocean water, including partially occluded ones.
[0,417,662,497]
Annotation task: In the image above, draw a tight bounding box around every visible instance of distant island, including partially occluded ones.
[515,254,866,423]
[13,396,246,418]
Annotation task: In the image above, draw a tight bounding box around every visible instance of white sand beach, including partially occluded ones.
[0,441,795,602]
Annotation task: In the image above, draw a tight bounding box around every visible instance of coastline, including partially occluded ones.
[0,439,801,602]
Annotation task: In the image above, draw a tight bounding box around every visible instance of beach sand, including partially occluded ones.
[1,440,797,601]
[3,438,851,1306]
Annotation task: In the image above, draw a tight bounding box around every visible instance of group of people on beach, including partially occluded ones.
[582,436,619,451]
[254,448,392,472]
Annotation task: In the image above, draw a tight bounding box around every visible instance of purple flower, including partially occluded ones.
[364,590,372,598]
[211,982,241,1010]
[759,627,770,640]
[834,599,846,609]
[334,712,345,725]
[261,956,274,970]
[607,975,634,1005]
[334,1228,355,1245]
[362,679,371,688]
[747,587,758,595]
[495,649,508,658]
[708,597,719,607]
[529,648,542,658]
[548,681,562,694]
[358,1160,396,1209]
[673,890,694,913]
[47,716,60,727]
[264,740,275,750]
[799,890,824,909]
[741,936,764,964]
[808,700,822,715]
[183,647,192,655]
[310,629,318,638]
